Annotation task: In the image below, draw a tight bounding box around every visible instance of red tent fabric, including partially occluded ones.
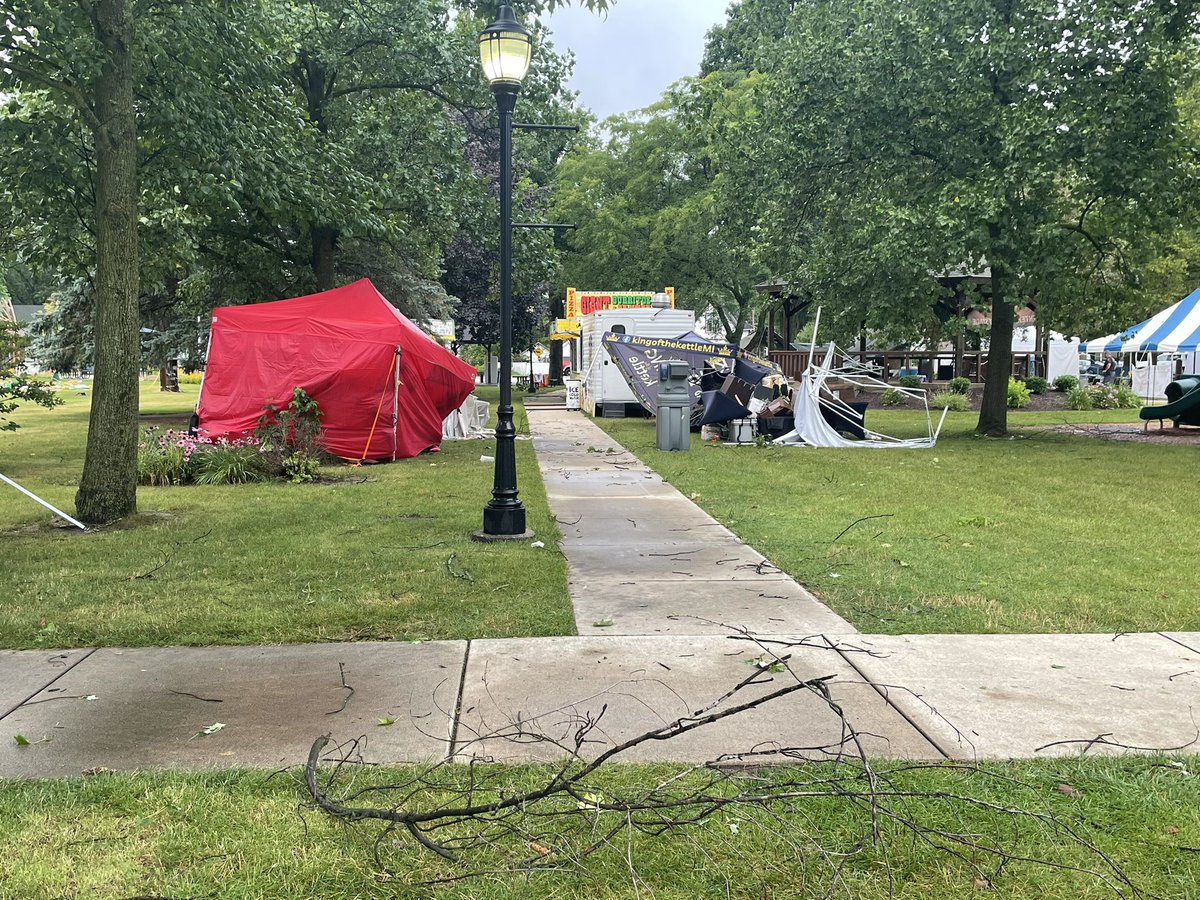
[197,279,477,460]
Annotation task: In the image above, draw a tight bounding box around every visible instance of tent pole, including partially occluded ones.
[0,472,87,530]
[393,347,401,462]
[807,306,823,375]
[194,320,216,412]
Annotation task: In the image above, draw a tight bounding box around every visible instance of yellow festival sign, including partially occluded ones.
[565,287,674,319]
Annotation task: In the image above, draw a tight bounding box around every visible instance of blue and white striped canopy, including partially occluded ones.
[1081,288,1200,354]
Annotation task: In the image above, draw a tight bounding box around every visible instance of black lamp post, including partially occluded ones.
[476,4,533,540]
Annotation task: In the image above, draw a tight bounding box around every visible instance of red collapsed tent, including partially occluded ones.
[196,279,477,460]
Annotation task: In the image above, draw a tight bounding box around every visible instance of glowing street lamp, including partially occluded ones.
[476,5,533,540]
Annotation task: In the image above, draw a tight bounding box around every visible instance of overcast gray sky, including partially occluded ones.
[543,0,733,122]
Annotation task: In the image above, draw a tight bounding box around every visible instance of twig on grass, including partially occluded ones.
[381,541,446,551]
[131,550,170,581]
[826,514,895,545]
[129,529,213,581]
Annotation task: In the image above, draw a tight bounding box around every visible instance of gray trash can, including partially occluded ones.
[656,360,691,451]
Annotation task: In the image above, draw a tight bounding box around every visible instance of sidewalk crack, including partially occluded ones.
[831,640,953,761]
[1,647,99,721]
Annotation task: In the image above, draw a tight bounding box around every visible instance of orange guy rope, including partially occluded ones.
[358,350,399,463]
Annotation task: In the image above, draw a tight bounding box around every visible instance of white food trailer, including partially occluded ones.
[578,307,695,417]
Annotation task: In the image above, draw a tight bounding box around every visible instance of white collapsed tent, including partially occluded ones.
[441,394,491,440]
[776,340,949,450]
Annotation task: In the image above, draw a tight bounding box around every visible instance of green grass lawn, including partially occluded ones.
[0,380,572,648]
[1,757,1196,899]
[597,407,1198,634]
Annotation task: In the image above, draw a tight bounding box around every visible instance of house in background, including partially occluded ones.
[1,296,47,372]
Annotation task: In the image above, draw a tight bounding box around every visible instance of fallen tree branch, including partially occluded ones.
[301,642,1145,895]
[446,554,473,582]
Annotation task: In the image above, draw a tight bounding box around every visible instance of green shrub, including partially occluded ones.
[881,388,906,406]
[1006,377,1031,409]
[948,376,971,394]
[192,442,267,485]
[897,374,922,389]
[1065,386,1093,410]
[1025,375,1049,395]
[1052,375,1079,392]
[1115,384,1143,409]
[931,390,971,411]
[256,387,327,479]
[281,451,323,483]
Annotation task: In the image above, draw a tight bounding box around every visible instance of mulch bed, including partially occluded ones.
[1031,422,1200,444]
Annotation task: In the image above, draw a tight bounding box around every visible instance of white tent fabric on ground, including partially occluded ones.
[1081,287,1200,354]
[775,344,948,450]
[442,395,491,440]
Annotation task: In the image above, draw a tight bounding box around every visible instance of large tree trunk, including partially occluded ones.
[311,225,337,291]
[976,249,1014,437]
[299,56,338,291]
[76,0,139,523]
[726,289,750,346]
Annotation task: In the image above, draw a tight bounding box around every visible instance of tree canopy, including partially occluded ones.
[556,0,1200,434]
[0,0,602,520]
[552,74,769,344]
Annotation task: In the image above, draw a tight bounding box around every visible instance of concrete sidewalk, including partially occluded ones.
[1,408,1197,777]
[527,407,852,637]
[2,633,1196,776]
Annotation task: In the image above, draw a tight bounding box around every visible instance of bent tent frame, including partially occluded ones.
[773,310,947,449]
[774,344,948,449]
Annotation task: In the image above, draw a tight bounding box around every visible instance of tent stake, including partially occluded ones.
[0,473,88,530]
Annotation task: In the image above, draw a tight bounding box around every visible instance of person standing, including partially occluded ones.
[1101,355,1117,383]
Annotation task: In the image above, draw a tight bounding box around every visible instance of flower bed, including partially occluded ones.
[137,427,268,486]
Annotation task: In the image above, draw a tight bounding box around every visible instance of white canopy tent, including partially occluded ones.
[1081,287,1200,398]
[1082,288,1200,355]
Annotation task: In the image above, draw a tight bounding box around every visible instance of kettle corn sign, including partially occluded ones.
[565,287,674,319]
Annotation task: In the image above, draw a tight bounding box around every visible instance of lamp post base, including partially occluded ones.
[472,529,535,543]
[472,529,535,542]
[474,504,532,542]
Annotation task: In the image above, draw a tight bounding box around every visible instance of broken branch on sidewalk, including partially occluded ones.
[301,639,1141,895]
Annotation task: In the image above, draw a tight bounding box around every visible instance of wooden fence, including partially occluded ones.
[768,349,1046,383]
